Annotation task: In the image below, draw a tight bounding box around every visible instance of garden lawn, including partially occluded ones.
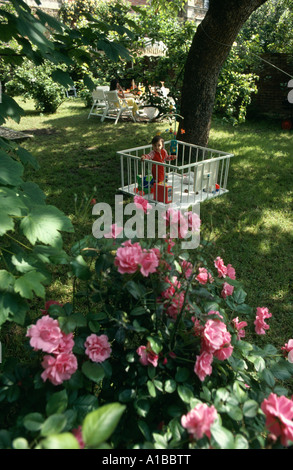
[5,97,293,350]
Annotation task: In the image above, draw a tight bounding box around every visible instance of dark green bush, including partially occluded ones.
[5,60,65,114]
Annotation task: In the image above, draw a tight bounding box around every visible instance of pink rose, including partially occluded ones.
[196,267,213,285]
[160,277,181,299]
[288,350,293,364]
[202,319,231,354]
[134,195,152,214]
[180,260,193,279]
[184,211,201,232]
[196,267,208,285]
[254,307,272,335]
[104,223,123,239]
[114,240,143,274]
[53,331,75,355]
[84,334,112,363]
[214,257,227,278]
[166,291,185,319]
[41,352,78,385]
[191,317,204,337]
[164,238,175,254]
[140,249,159,277]
[26,315,63,354]
[164,208,189,239]
[214,343,234,361]
[232,317,247,340]
[181,403,218,440]
[194,351,213,382]
[281,340,293,363]
[261,393,293,446]
[221,282,234,299]
[226,264,236,279]
[136,344,158,367]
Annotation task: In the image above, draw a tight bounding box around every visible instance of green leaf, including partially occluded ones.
[235,303,253,315]
[0,186,28,217]
[83,74,96,91]
[248,355,265,372]
[138,420,152,441]
[211,423,235,449]
[0,150,23,186]
[41,433,80,449]
[46,390,68,416]
[177,385,194,404]
[21,181,46,205]
[41,414,67,437]
[243,400,259,418]
[261,369,275,388]
[14,271,47,299]
[125,280,145,299]
[234,434,249,449]
[20,205,74,245]
[23,412,44,432]
[15,14,54,55]
[134,399,150,418]
[82,403,126,448]
[118,389,136,403]
[175,367,190,383]
[0,270,15,291]
[36,9,64,33]
[130,306,146,316]
[164,379,177,394]
[70,255,91,280]
[0,209,14,236]
[0,292,28,326]
[12,438,29,449]
[59,312,87,334]
[147,336,163,354]
[16,147,39,170]
[232,381,247,403]
[51,69,74,88]
[81,361,105,383]
[270,361,293,381]
[0,94,25,125]
[147,380,157,397]
[227,405,243,421]
[233,288,247,304]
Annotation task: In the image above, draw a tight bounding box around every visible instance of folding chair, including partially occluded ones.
[88,86,110,119]
[101,90,136,124]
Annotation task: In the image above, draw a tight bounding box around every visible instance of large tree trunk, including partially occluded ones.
[179,0,268,147]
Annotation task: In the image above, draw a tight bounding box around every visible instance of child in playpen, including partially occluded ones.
[141,135,176,183]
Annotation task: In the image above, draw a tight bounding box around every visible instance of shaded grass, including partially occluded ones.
[6,98,293,350]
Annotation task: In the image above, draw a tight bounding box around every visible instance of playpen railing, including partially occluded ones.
[117,141,234,205]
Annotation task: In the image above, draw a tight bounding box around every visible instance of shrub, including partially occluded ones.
[1,204,293,449]
[5,60,65,114]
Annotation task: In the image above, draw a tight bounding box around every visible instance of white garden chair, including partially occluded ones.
[101,90,137,124]
[88,86,110,119]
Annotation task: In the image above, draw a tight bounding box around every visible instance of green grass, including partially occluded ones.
[6,97,293,349]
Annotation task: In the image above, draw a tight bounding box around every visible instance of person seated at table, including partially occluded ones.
[110,78,139,117]
[141,135,176,183]
[110,79,125,98]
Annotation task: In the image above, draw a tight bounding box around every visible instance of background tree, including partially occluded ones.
[178,0,269,147]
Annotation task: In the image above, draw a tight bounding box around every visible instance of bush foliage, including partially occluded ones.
[1,203,293,449]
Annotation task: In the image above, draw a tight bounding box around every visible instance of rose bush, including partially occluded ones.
[1,205,293,449]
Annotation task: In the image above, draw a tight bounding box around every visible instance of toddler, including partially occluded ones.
[141,136,176,183]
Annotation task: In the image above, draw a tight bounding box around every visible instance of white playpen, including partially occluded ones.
[117,140,234,209]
